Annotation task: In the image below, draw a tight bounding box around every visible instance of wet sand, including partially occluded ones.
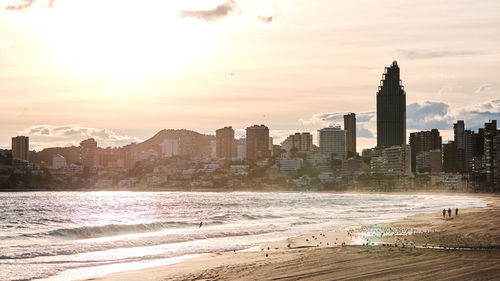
[84,194,500,281]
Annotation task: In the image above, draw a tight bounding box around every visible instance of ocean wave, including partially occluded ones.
[46,221,199,239]
[0,225,287,260]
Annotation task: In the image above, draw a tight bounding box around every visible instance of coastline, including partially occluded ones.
[81,193,500,281]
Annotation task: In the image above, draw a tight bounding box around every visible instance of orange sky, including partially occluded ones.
[1,0,499,151]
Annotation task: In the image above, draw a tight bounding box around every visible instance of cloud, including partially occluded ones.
[459,99,500,128]
[398,49,483,60]
[300,111,375,127]
[357,125,374,138]
[475,83,494,93]
[301,99,499,140]
[406,101,452,130]
[179,0,239,22]
[18,125,141,151]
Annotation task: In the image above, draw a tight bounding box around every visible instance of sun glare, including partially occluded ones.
[40,1,218,80]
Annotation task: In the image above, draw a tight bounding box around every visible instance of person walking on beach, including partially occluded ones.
[455,208,458,216]
[199,221,203,228]
[448,208,452,217]
[443,209,446,218]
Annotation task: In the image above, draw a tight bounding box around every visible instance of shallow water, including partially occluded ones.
[0,191,486,281]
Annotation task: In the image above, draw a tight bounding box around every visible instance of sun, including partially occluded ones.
[39,1,219,80]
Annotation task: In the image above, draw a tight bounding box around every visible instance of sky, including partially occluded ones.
[1,0,499,151]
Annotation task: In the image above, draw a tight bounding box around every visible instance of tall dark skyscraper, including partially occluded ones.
[344,113,356,156]
[376,61,406,148]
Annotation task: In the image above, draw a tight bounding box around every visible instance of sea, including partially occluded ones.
[0,191,487,281]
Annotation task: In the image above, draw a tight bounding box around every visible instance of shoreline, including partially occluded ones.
[0,187,490,195]
[80,193,499,281]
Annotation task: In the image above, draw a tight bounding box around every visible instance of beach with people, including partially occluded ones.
[82,193,500,281]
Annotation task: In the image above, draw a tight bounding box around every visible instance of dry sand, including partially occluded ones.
[84,194,500,281]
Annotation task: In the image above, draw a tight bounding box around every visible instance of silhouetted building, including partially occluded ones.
[454,120,465,149]
[246,125,270,161]
[484,120,498,187]
[472,129,485,172]
[453,120,467,172]
[409,129,442,173]
[11,136,29,161]
[376,61,406,147]
[216,126,236,158]
[464,130,474,172]
[493,135,500,191]
[443,141,457,173]
[344,113,356,156]
[80,138,98,169]
[318,126,346,159]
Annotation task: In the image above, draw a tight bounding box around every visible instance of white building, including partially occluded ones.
[52,154,67,169]
[161,139,179,157]
[318,126,346,159]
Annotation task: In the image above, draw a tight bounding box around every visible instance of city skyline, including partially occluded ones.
[1,1,500,151]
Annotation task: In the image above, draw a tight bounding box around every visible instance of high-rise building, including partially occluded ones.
[453,120,467,172]
[123,143,139,169]
[246,125,270,161]
[344,113,356,156]
[464,130,474,172]
[377,61,406,147]
[376,61,406,147]
[454,120,465,149]
[484,120,498,186]
[493,135,500,192]
[80,138,98,169]
[409,129,442,172]
[472,128,485,172]
[216,126,235,158]
[281,132,313,156]
[11,136,29,161]
[443,141,457,173]
[318,126,346,159]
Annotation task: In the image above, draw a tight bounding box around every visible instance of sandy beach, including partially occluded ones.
[85,194,500,281]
